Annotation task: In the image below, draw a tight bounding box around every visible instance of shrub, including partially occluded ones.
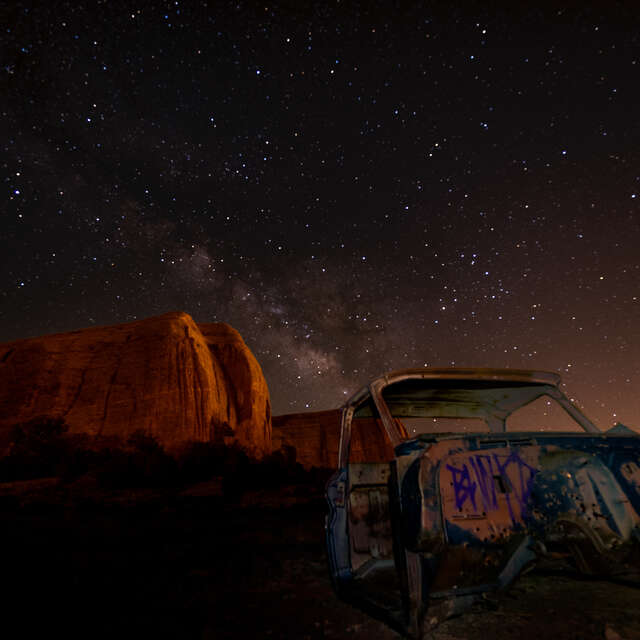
[0,420,331,493]
[95,431,178,489]
[0,417,70,481]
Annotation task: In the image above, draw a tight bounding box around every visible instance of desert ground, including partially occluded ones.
[2,478,640,640]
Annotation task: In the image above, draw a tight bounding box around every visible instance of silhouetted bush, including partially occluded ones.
[177,441,229,484]
[0,420,331,493]
[93,431,178,489]
[0,417,71,481]
[174,441,329,497]
[127,429,162,455]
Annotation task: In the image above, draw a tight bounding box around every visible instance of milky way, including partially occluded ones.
[2,2,640,426]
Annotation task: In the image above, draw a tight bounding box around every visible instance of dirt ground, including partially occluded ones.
[2,481,639,640]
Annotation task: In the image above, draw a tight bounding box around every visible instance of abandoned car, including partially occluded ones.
[325,368,640,637]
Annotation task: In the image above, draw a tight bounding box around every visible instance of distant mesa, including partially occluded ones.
[272,410,342,470]
[273,409,393,470]
[0,312,271,457]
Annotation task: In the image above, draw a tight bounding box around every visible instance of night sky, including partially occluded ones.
[2,2,640,427]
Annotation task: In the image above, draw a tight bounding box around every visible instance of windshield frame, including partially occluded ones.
[342,369,600,455]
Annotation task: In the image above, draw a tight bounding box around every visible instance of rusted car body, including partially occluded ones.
[325,368,640,637]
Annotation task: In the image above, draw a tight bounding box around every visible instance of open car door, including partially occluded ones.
[326,392,423,636]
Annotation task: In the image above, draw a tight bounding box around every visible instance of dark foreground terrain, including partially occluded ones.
[2,479,640,640]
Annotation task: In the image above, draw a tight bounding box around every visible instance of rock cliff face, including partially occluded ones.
[0,312,271,456]
[272,410,394,469]
[272,410,342,469]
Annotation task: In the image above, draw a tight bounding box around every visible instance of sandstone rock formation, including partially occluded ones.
[272,410,342,469]
[0,312,271,457]
[272,410,394,469]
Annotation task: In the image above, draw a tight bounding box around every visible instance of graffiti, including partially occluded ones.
[447,450,538,522]
[446,463,478,511]
[470,454,498,511]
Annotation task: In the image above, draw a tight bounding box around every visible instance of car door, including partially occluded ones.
[326,392,417,635]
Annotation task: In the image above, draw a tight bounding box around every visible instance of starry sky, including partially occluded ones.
[2,1,640,427]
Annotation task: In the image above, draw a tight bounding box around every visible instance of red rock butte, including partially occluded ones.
[272,410,394,469]
[0,312,271,457]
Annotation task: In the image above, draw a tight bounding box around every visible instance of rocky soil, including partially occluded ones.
[2,480,639,640]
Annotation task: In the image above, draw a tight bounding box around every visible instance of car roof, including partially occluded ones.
[373,367,560,387]
[346,367,562,422]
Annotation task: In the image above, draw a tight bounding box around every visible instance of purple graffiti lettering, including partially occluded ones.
[469,455,497,510]
[446,463,477,511]
[492,450,538,523]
